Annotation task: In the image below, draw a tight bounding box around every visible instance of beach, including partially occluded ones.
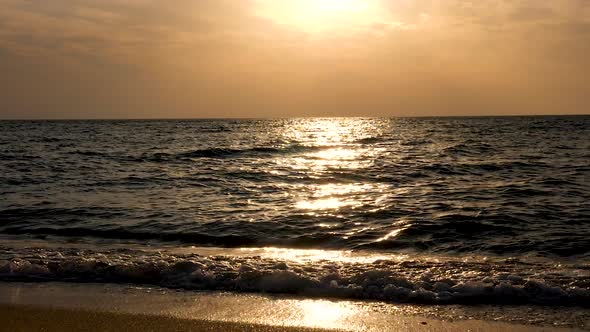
[2,0,590,328]
[1,305,331,332]
[0,282,586,332]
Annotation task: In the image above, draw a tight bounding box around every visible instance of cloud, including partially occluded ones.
[0,0,588,118]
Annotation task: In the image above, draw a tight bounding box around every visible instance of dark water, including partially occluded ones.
[1,117,589,306]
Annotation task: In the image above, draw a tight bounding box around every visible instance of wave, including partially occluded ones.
[2,207,590,257]
[0,227,260,247]
[0,153,42,161]
[441,142,496,156]
[124,145,339,162]
[196,126,233,133]
[354,137,385,144]
[1,246,588,307]
[66,150,107,157]
[418,160,549,176]
[0,225,344,249]
[174,144,363,159]
[65,142,382,162]
[177,147,287,159]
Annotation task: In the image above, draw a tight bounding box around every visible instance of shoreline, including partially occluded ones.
[0,282,585,332]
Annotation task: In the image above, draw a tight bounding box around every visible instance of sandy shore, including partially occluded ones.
[0,282,583,332]
[1,304,329,332]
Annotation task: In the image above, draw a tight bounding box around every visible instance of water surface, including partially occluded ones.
[1,117,589,306]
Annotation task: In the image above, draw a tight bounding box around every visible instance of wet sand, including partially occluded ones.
[1,305,329,332]
[0,282,582,332]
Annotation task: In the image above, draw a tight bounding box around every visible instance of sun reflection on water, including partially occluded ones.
[376,219,412,242]
[280,147,371,171]
[278,119,388,216]
[296,197,351,210]
[282,119,357,146]
[294,183,388,215]
[246,247,398,264]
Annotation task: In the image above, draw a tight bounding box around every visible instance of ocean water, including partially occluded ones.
[1,117,589,307]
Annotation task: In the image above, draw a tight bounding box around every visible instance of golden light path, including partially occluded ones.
[277,119,385,215]
[240,247,406,264]
[271,118,408,245]
[254,0,390,33]
[173,118,411,265]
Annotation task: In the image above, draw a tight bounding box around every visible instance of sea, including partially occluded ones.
[1,117,589,315]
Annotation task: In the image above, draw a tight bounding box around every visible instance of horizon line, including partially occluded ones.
[1,113,589,121]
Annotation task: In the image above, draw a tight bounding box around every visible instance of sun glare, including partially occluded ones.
[315,0,369,12]
[255,0,388,33]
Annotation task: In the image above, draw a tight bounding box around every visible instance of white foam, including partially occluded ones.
[1,245,588,306]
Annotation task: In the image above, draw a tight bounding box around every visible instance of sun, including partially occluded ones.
[255,0,388,34]
[315,0,369,12]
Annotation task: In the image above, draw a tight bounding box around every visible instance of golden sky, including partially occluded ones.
[1,0,589,119]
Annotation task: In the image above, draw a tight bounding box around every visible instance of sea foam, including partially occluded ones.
[1,245,588,306]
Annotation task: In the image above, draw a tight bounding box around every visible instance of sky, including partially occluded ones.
[0,0,589,119]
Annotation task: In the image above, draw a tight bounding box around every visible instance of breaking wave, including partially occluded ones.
[1,245,589,307]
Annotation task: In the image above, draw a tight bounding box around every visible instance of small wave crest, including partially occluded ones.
[1,246,588,307]
[138,145,343,162]
[62,145,321,162]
